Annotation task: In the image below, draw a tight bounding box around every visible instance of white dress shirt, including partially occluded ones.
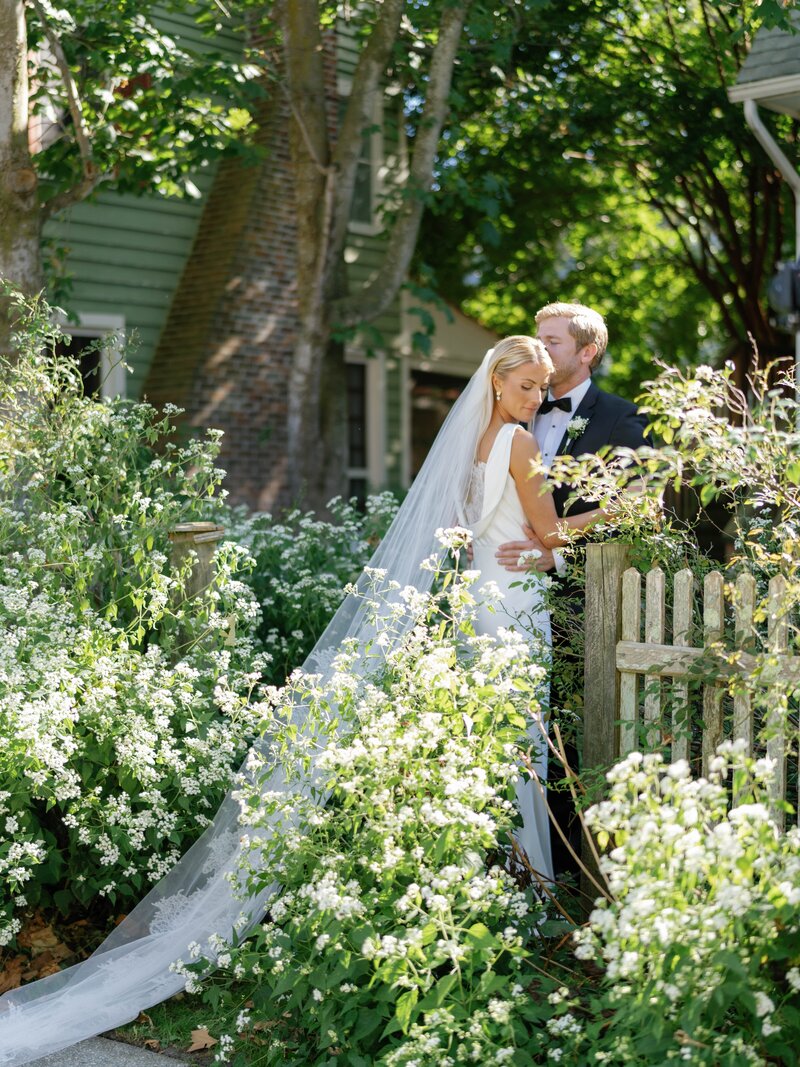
[533,377,593,472]
[531,377,592,575]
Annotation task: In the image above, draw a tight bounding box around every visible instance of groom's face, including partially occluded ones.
[536,316,593,390]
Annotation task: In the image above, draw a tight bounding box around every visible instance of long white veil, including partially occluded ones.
[0,347,499,1065]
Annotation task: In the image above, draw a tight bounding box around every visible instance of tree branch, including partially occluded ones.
[41,171,111,220]
[640,175,742,340]
[280,0,333,322]
[29,0,96,179]
[699,0,727,86]
[334,1,471,328]
[327,0,405,267]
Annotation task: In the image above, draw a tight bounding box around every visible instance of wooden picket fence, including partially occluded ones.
[583,543,799,822]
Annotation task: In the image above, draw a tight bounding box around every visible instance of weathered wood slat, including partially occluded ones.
[582,544,631,898]
[702,572,725,777]
[587,547,796,818]
[619,568,641,756]
[733,573,756,758]
[671,569,694,764]
[767,575,788,827]
[616,640,800,683]
[644,568,666,748]
[583,544,630,771]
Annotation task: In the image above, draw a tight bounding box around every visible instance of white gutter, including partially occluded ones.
[743,99,800,413]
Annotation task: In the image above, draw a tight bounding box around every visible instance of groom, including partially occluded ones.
[495,301,650,877]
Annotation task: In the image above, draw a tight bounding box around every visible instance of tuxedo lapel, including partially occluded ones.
[554,381,600,456]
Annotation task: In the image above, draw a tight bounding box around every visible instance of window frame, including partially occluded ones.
[345,346,386,497]
[55,312,128,399]
[338,75,384,237]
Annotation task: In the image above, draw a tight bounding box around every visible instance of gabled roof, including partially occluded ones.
[728,17,800,118]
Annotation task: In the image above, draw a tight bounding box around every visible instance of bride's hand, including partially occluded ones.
[495,525,555,573]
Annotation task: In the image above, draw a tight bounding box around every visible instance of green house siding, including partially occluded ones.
[43,181,212,393]
[41,7,237,395]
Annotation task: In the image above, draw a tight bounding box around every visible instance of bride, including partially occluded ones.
[0,336,598,1065]
[463,335,599,879]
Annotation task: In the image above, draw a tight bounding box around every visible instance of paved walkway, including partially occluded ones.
[26,1038,173,1067]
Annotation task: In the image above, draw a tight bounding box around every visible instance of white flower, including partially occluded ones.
[434,526,473,553]
[566,416,589,440]
[517,548,542,566]
[754,991,774,1018]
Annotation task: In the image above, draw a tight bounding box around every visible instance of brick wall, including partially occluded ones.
[144,36,339,513]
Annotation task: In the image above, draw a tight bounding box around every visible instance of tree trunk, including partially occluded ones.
[281,3,343,509]
[281,1,470,510]
[288,318,349,510]
[0,0,43,335]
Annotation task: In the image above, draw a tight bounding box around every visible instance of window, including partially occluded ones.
[56,333,103,397]
[54,314,127,400]
[410,370,466,479]
[351,122,376,227]
[347,361,368,506]
[338,79,383,234]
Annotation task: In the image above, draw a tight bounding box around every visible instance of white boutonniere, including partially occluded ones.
[566,416,589,440]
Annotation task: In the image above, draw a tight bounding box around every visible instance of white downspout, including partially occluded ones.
[743,99,800,414]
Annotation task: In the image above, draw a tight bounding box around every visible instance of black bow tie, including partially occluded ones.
[539,396,572,415]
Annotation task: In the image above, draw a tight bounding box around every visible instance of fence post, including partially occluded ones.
[583,542,630,770]
[581,543,630,902]
[168,522,225,600]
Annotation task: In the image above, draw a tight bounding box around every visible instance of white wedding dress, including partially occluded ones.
[463,422,553,880]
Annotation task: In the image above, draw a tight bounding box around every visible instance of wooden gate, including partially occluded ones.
[583,543,799,820]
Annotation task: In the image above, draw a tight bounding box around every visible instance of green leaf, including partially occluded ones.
[466,922,496,949]
[394,987,418,1034]
[433,971,458,1006]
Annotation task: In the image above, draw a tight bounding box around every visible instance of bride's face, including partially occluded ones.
[493,360,550,423]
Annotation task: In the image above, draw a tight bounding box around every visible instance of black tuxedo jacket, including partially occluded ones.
[548,380,651,518]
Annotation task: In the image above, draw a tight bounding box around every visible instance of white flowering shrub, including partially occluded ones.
[224,493,398,684]
[0,289,265,944]
[552,746,800,1065]
[184,563,559,1065]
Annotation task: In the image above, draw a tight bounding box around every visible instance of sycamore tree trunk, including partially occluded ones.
[0,0,43,346]
[281,0,470,511]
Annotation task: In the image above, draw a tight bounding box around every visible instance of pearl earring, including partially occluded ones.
[495,390,501,401]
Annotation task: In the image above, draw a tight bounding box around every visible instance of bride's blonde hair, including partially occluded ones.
[480,335,553,433]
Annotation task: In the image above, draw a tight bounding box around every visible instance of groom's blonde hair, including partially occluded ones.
[535,302,608,370]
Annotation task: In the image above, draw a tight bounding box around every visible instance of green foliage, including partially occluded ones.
[418,0,796,388]
[26,0,265,208]
[184,561,558,1066]
[0,287,265,944]
[567,747,800,1065]
[224,494,399,686]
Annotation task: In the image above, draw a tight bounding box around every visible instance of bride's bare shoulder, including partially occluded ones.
[510,426,540,455]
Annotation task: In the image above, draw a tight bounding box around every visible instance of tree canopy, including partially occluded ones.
[0,0,262,299]
[418,0,799,394]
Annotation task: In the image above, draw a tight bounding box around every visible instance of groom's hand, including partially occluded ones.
[495,525,556,573]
